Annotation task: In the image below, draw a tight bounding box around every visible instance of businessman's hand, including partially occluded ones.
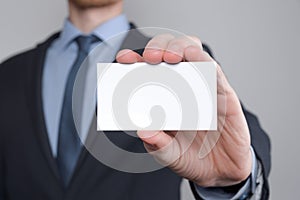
[116,34,252,187]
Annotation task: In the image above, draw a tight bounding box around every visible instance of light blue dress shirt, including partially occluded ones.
[42,14,257,199]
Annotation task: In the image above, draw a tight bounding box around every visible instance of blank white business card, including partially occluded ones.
[97,62,217,131]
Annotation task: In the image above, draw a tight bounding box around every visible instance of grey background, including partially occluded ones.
[1,0,299,199]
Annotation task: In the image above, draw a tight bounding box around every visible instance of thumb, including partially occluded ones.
[137,130,181,166]
[137,130,173,151]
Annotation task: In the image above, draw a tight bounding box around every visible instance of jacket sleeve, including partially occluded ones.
[0,72,4,199]
[0,139,4,200]
[242,106,271,199]
[0,62,6,200]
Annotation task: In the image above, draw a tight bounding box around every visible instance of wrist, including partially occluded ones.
[194,148,252,187]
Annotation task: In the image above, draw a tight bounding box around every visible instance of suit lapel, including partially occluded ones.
[26,33,62,182]
[118,23,151,52]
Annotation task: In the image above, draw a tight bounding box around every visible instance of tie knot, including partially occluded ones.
[75,35,99,54]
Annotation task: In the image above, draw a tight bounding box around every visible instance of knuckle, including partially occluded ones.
[156,33,176,40]
[169,35,202,50]
[149,34,175,44]
[187,36,202,46]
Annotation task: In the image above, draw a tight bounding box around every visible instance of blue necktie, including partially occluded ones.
[57,35,99,187]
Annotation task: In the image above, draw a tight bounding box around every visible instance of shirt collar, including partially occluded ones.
[92,14,130,46]
[58,14,130,50]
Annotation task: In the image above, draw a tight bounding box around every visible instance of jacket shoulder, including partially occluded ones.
[1,48,36,70]
[0,32,60,72]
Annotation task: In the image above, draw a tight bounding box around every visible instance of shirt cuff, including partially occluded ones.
[194,146,258,200]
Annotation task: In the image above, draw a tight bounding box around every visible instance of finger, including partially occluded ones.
[143,34,175,64]
[137,130,173,151]
[116,49,144,64]
[184,46,211,62]
[163,36,203,64]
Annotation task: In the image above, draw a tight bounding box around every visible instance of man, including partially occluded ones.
[0,0,271,199]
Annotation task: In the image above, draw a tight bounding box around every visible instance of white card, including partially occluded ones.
[97,62,217,131]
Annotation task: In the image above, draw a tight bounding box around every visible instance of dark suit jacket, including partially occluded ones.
[0,25,271,200]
